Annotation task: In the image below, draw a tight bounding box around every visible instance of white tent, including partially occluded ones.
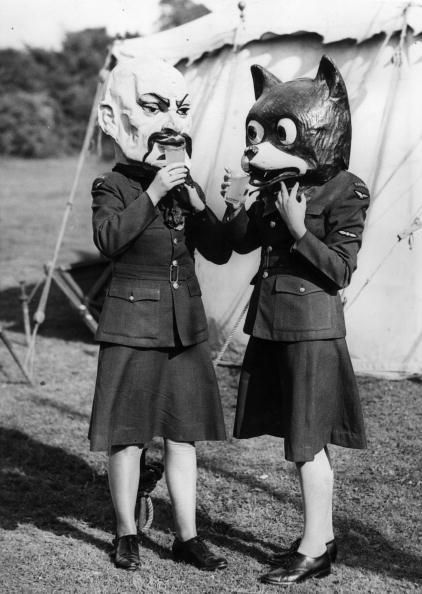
[99,0,422,377]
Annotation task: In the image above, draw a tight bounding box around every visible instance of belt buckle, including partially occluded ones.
[169,264,179,284]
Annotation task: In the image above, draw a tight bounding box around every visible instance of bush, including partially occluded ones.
[0,92,64,157]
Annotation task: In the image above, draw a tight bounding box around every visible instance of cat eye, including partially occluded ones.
[247,120,264,144]
[277,118,297,145]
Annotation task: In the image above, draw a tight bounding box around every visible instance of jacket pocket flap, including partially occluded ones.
[305,200,325,215]
[186,276,202,297]
[108,280,160,302]
[274,275,323,295]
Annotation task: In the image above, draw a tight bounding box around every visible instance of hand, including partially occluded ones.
[276,181,307,240]
[221,168,244,210]
[147,163,187,205]
[220,167,232,200]
[186,185,205,212]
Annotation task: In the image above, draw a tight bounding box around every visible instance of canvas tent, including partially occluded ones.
[32,0,422,379]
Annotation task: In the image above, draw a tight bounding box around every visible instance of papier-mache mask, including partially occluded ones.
[98,58,192,167]
[241,55,351,188]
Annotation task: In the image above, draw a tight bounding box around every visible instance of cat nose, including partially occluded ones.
[244,146,259,161]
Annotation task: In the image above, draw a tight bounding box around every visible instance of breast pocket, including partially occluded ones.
[273,275,332,331]
[101,279,160,339]
[305,201,326,238]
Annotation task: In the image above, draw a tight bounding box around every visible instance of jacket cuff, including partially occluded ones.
[292,229,322,261]
[223,204,246,225]
[191,204,216,224]
[292,230,347,288]
[135,191,159,223]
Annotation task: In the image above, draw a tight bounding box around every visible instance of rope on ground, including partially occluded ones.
[137,495,154,532]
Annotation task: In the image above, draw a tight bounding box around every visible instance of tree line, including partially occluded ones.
[0,0,208,158]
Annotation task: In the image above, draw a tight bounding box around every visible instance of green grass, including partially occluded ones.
[1,157,421,593]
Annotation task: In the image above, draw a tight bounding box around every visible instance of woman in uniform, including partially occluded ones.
[223,57,369,585]
[89,58,230,572]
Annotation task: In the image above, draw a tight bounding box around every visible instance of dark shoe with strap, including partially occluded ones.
[268,537,337,565]
[172,536,228,571]
[111,534,140,570]
[261,551,331,585]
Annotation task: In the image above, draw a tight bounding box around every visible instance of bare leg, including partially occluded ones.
[296,447,334,557]
[164,439,197,541]
[108,444,142,537]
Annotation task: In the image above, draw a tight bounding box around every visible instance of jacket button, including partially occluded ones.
[262,271,269,279]
[172,282,179,289]
[129,295,134,301]
[269,221,276,228]
[299,286,305,293]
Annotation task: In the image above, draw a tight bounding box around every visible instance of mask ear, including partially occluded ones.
[98,102,118,138]
[251,64,282,99]
[315,55,348,101]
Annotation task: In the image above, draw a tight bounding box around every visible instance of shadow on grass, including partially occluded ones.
[335,517,422,582]
[0,427,112,552]
[1,427,421,583]
[140,492,278,565]
[144,470,422,583]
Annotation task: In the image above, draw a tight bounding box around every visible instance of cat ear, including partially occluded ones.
[315,55,348,101]
[250,65,282,99]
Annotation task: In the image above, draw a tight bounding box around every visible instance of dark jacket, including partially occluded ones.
[224,170,370,341]
[92,168,231,348]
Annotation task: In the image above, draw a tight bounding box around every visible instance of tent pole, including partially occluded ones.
[0,325,33,385]
[26,71,107,378]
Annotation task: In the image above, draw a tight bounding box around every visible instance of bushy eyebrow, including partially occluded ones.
[176,94,190,107]
[138,93,170,107]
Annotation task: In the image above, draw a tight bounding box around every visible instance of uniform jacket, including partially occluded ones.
[92,167,231,348]
[224,170,370,341]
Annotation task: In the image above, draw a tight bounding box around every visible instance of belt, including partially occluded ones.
[112,262,195,283]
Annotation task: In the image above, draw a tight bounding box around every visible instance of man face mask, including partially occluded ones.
[98,58,192,167]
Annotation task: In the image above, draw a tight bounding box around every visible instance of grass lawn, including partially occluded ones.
[0,157,421,593]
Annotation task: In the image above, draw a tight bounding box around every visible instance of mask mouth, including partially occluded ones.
[248,165,302,188]
[145,130,192,162]
[149,130,191,148]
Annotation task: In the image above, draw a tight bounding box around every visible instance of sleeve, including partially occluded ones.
[185,181,232,264]
[91,175,158,259]
[222,201,261,254]
[293,180,370,289]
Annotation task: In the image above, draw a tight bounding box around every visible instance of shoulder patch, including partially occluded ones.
[354,189,369,200]
[353,181,368,189]
[338,229,358,238]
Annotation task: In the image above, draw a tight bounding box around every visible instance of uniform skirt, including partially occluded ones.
[89,341,226,452]
[234,337,367,462]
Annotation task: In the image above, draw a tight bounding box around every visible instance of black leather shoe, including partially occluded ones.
[261,551,331,585]
[172,536,228,571]
[268,537,337,565]
[112,534,140,570]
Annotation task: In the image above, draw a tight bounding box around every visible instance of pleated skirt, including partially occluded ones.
[234,337,367,462]
[89,341,226,452]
